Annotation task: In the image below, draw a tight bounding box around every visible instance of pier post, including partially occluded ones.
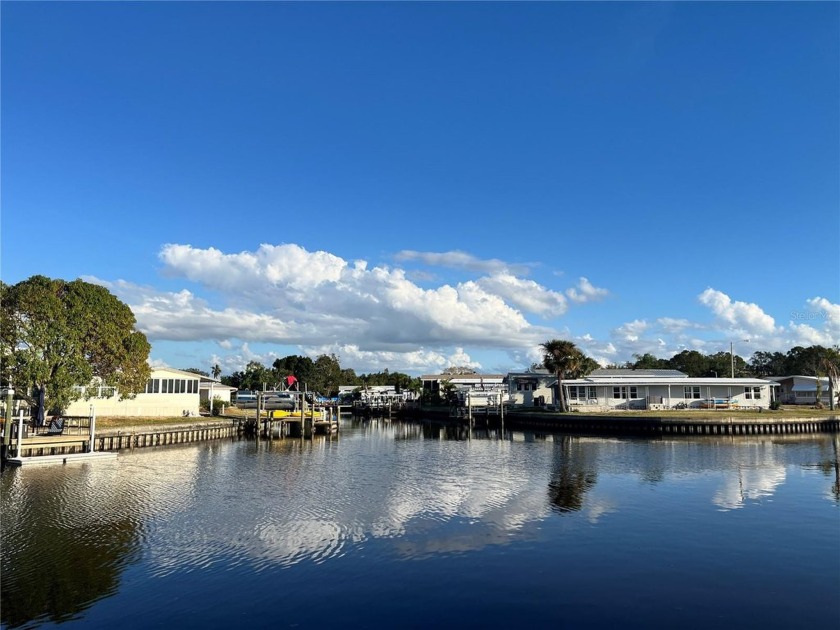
[2,387,13,459]
[256,395,262,440]
[89,405,96,452]
[16,409,24,458]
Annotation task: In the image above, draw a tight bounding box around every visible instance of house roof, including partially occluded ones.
[199,382,236,391]
[507,368,551,378]
[420,374,505,381]
[152,366,206,378]
[768,375,829,383]
[589,368,688,378]
[565,376,773,386]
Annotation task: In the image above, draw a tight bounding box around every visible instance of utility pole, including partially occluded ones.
[730,339,750,378]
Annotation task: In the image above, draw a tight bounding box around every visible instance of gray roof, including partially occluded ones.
[590,368,688,378]
[421,374,505,380]
[566,376,773,386]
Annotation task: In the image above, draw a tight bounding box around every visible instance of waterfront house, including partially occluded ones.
[199,377,236,406]
[337,385,415,405]
[506,368,557,407]
[64,367,202,417]
[562,369,774,411]
[421,373,506,402]
[771,375,833,406]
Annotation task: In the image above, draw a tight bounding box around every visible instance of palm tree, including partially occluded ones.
[820,356,839,411]
[211,363,222,380]
[541,339,582,412]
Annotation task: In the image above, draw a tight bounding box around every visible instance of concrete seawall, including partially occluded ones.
[398,407,840,436]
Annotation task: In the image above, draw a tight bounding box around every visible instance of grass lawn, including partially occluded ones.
[96,410,247,430]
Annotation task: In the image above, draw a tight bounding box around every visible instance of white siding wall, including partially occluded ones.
[65,369,201,417]
[567,383,771,410]
[64,392,200,417]
[509,380,555,406]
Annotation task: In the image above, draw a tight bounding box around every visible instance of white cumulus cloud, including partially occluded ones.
[565,277,609,304]
[698,288,777,335]
[476,273,568,317]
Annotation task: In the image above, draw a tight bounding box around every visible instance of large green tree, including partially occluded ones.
[238,361,272,391]
[541,339,591,412]
[748,351,787,377]
[272,355,315,389]
[0,276,151,415]
[784,345,839,377]
[631,353,671,370]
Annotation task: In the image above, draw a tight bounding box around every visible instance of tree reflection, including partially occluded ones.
[834,435,840,502]
[547,437,598,513]
[1,472,141,628]
[811,434,840,503]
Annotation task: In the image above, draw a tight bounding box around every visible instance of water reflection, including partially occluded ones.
[1,462,142,628]
[548,437,598,514]
[2,421,838,628]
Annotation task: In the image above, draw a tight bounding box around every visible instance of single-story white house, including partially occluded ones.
[65,367,202,417]
[199,377,236,405]
[506,368,775,411]
[563,369,774,410]
[771,375,833,406]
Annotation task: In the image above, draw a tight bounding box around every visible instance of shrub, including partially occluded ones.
[769,400,782,410]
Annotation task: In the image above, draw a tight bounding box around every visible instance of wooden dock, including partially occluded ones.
[257,407,341,439]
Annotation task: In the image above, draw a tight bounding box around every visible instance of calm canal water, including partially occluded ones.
[2,419,839,629]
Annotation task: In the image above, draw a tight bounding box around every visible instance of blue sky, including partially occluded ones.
[2,2,838,376]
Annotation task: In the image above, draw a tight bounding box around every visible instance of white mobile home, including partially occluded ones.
[772,375,833,406]
[64,367,202,418]
[562,369,774,411]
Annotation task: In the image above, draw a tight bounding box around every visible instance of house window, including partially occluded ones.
[612,386,636,399]
[684,386,701,399]
[745,387,762,400]
[569,387,578,399]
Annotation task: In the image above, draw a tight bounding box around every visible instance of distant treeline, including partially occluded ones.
[182,344,840,397]
[186,354,422,397]
[621,345,839,379]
